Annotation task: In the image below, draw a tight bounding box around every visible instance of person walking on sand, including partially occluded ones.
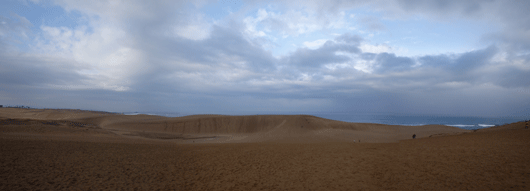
[526,120,528,129]
[412,134,416,139]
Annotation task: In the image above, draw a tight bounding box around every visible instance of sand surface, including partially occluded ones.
[1,108,529,190]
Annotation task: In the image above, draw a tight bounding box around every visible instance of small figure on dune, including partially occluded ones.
[412,134,416,139]
[526,120,528,129]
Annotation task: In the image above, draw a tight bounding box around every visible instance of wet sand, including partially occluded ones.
[1,108,529,190]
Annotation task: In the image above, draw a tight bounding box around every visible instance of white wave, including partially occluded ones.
[478,124,495,127]
[401,124,426,126]
[446,124,475,128]
[123,112,158,116]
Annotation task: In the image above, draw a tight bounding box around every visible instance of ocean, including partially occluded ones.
[123,111,528,130]
[308,113,527,130]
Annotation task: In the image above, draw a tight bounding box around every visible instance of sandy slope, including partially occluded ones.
[0,108,468,143]
[1,108,528,190]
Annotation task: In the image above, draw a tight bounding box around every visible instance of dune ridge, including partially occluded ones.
[1,108,469,143]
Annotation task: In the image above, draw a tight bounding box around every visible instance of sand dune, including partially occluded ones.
[0,108,468,143]
[1,108,529,190]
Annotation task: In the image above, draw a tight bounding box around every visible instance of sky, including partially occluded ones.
[0,0,529,117]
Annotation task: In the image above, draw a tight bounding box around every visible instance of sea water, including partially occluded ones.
[124,111,528,130]
[306,113,527,130]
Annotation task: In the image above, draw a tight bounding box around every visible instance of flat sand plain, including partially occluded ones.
[1,108,529,190]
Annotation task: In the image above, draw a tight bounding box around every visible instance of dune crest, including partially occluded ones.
[0,108,469,143]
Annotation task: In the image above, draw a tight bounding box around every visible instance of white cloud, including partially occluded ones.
[243,8,271,38]
[242,7,349,39]
[303,39,328,49]
[32,22,143,92]
[359,43,391,54]
[0,13,33,45]
[174,24,211,40]
[1,0,529,116]
[172,13,212,40]
[353,59,375,73]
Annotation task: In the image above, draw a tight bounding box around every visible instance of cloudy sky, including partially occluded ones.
[1,0,529,117]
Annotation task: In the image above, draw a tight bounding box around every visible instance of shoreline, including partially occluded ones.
[2,107,523,130]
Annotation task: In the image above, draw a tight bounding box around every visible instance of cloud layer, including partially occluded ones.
[0,0,529,116]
